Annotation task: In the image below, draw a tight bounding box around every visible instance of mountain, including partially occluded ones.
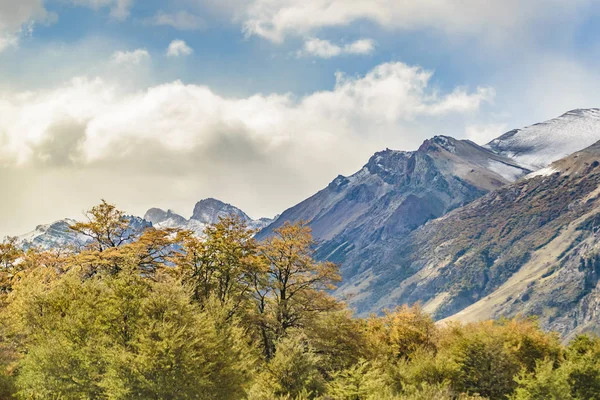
[257,136,530,287]
[143,208,207,233]
[16,216,151,251]
[16,219,87,250]
[340,140,600,339]
[145,198,273,234]
[436,142,600,339]
[16,198,270,251]
[487,108,600,170]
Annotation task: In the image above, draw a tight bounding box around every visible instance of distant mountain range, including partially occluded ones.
[144,198,274,234]
[14,108,600,338]
[16,198,273,250]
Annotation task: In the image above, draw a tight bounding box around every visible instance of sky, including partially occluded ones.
[2,0,600,237]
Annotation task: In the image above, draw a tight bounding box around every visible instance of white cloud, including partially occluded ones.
[167,40,194,57]
[216,0,594,43]
[68,0,134,21]
[111,49,150,65]
[466,123,508,145]
[300,38,341,58]
[299,38,375,58]
[145,11,205,30]
[0,61,494,167]
[344,39,376,55]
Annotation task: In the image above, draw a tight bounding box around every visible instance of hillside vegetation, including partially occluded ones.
[1,201,600,399]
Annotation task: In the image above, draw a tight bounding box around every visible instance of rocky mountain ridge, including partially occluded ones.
[257,135,530,291]
[17,198,272,250]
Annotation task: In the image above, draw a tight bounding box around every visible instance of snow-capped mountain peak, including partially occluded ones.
[145,198,274,235]
[191,198,252,225]
[486,108,600,170]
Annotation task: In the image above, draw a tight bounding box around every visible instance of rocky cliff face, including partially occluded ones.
[336,140,600,339]
[191,198,252,225]
[257,136,530,291]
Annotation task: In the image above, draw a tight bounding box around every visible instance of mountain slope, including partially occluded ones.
[257,136,530,287]
[440,143,600,339]
[342,140,600,338]
[487,108,600,170]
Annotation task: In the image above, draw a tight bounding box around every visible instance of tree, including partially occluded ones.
[256,222,341,358]
[438,321,521,400]
[70,200,133,252]
[8,263,254,399]
[303,310,369,373]
[565,335,600,400]
[366,305,437,361]
[70,202,176,277]
[511,359,573,400]
[248,332,325,400]
[0,237,23,299]
[173,216,263,319]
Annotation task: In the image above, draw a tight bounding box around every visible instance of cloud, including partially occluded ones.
[299,38,375,58]
[144,11,205,30]
[0,0,54,52]
[465,123,508,145]
[344,39,376,55]
[0,0,47,31]
[111,49,150,65]
[0,33,19,53]
[0,61,493,235]
[68,0,134,21]
[216,0,594,43]
[167,40,193,57]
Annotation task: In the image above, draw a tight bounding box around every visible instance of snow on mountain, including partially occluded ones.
[144,208,188,228]
[16,216,151,251]
[13,199,273,251]
[191,198,252,225]
[16,219,88,250]
[487,108,600,170]
[145,198,274,236]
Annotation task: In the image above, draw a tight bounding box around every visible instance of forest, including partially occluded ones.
[0,201,599,400]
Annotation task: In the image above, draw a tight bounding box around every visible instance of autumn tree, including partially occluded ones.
[0,237,23,298]
[70,201,176,277]
[366,305,437,361]
[173,216,263,318]
[256,221,341,358]
[70,200,134,252]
